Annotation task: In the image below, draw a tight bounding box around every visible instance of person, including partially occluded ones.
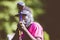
[12,9,44,40]
[15,1,32,17]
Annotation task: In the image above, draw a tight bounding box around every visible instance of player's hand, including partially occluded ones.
[19,21,27,30]
[17,21,27,31]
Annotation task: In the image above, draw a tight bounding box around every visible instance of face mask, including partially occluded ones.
[19,12,34,27]
[19,14,27,24]
[24,16,31,27]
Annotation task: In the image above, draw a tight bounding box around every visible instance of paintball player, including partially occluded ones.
[12,1,44,40]
[16,1,32,17]
[12,9,44,40]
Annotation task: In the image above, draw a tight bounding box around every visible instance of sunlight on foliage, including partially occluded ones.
[44,31,50,40]
[0,0,50,40]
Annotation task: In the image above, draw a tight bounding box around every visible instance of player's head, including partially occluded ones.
[19,10,34,27]
[17,1,25,11]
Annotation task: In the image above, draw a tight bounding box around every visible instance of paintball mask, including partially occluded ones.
[19,10,34,27]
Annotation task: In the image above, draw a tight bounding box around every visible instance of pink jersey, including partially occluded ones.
[21,22,44,40]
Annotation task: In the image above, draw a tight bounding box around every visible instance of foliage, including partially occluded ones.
[0,0,50,40]
[44,31,50,40]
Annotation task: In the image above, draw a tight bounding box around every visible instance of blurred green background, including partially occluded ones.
[0,0,50,40]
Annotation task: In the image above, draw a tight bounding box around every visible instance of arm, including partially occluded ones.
[20,23,41,40]
[22,27,41,40]
[22,27,37,40]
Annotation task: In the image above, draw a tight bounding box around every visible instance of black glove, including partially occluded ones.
[17,23,23,31]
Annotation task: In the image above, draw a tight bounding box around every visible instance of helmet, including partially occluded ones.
[17,1,25,6]
[20,10,34,27]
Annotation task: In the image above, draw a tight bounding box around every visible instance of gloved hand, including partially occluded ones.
[17,21,26,31]
[17,23,23,31]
